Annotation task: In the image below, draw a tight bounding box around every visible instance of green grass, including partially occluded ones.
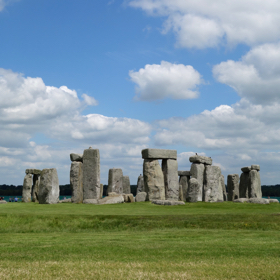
[0,202,280,279]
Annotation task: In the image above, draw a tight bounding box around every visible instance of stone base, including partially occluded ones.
[151,200,185,206]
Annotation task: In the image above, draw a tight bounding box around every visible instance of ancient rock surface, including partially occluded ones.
[220,175,227,201]
[70,153,83,162]
[151,200,185,206]
[83,148,100,200]
[178,171,191,176]
[239,172,250,198]
[241,166,251,173]
[143,159,165,201]
[0,200,7,203]
[100,184,103,199]
[233,198,248,203]
[25,169,41,175]
[162,159,179,201]
[248,198,269,204]
[142,149,177,160]
[107,168,123,194]
[136,175,144,194]
[204,166,223,202]
[268,199,279,203]
[108,192,117,196]
[59,198,71,203]
[189,155,212,165]
[227,174,239,201]
[70,162,83,203]
[22,174,33,203]
[251,164,260,171]
[190,163,204,201]
[186,178,201,203]
[38,168,59,204]
[32,174,40,202]
[99,195,124,205]
[123,193,134,203]
[83,199,98,204]
[249,170,262,198]
[122,176,131,194]
[179,175,189,201]
[135,192,147,202]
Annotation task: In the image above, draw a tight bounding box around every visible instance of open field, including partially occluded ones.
[0,202,280,279]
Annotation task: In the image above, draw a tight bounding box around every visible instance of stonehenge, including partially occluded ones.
[178,171,190,201]
[136,175,144,194]
[122,176,131,194]
[227,174,239,201]
[22,169,42,203]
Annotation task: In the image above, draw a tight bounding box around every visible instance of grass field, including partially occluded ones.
[0,201,280,279]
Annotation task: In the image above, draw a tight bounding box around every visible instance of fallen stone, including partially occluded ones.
[108,192,118,196]
[135,192,147,202]
[233,198,249,203]
[25,169,41,175]
[249,170,262,198]
[22,174,33,203]
[99,195,124,205]
[239,172,250,198]
[59,198,71,203]
[70,153,83,162]
[179,175,189,201]
[186,178,201,203]
[70,162,83,203]
[268,199,279,203]
[143,159,165,201]
[32,174,40,203]
[227,174,239,201]
[142,149,177,160]
[123,193,134,203]
[83,148,100,200]
[136,175,144,194]
[83,199,99,204]
[162,159,179,201]
[248,198,269,204]
[251,164,260,171]
[38,168,59,204]
[122,176,131,194]
[241,166,251,173]
[151,200,185,206]
[178,171,191,176]
[189,155,212,165]
[0,200,7,204]
[107,168,123,194]
[190,163,204,201]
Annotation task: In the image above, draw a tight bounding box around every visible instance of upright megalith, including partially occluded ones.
[249,169,262,198]
[70,161,83,203]
[190,163,205,201]
[108,168,123,194]
[122,176,131,194]
[32,174,40,202]
[178,171,191,201]
[38,168,59,204]
[136,175,144,194]
[227,174,239,201]
[239,171,250,198]
[143,159,165,201]
[186,178,201,202]
[204,165,223,202]
[220,175,227,201]
[22,174,33,202]
[162,159,179,200]
[83,147,100,200]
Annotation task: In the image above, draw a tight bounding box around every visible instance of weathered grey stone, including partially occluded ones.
[239,172,250,198]
[83,148,100,200]
[220,175,227,201]
[251,164,260,171]
[135,192,147,202]
[241,166,251,173]
[189,155,212,165]
[70,162,83,203]
[38,168,59,204]
[162,159,179,201]
[178,171,191,176]
[142,149,177,160]
[136,175,144,194]
[107,168,123,194]
[25,169,41,175]
[227,174,239,201]
[100,184,103,199]
[70,153,83,162]
[0,200,7,204]
[190,163,204,201]
[151,200,185,206]
[59,198,72,203]
[108,192,118,196]
[143,159,165,201]
[32,174,40,202]
[22,174,33,203]
[99,195,124,205]
[268,199,279,203]
[83,199,98,204]
[186,178,201,203]
[233,198,248,203]
[123,193,134,203]
[122,176,131,194]
[204,166,223,202]
[248,198,269,204]
[179,184,184,201]
[249,170,262,198]
[179,175,190,201]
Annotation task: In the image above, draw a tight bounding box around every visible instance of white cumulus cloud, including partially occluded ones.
[129,61,202,101]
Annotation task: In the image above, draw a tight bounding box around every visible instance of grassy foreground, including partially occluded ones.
[0,202,280,279]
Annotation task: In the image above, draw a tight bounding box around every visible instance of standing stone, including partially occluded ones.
[38,168,59,204]
[100,184,103,199]
[135,192,147,202]
[186,178,201,202]
[136,175,144,194]
[204,166,223,202]
[179,175,190,201]
[220,175,227,201]
[239,172,250,198]
[178,184,184,201]
[190,163,205,201]
[227,174,239,201]
[122,176,131,194]
[143,159,165,201]
[83,148,100,200]
[249,170,262,198]
[70,162,83,203]
[22,174,33,203]
[32,174,40,202]
[107,168,123,194]
[162,159,179,201]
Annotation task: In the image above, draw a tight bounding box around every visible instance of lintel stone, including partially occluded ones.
[142,149,177,160]
[189,155,212,165]
[241,166,251,173]
[178,171,191,176]
[25,169,41,175]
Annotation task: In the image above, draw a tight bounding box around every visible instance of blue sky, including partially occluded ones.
[1,0,280,185]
